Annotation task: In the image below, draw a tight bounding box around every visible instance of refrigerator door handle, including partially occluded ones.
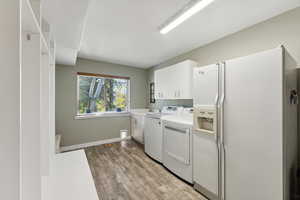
[214,94,219,107]
[216,62,225,200]
[215,63,220,106]
[215,63,220,143]
[220,62,225,144]
[216,62,223,199]
[219,62,226,200]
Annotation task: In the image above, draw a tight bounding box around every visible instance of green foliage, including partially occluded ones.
[78,75,128,114]
[96,99,105,112]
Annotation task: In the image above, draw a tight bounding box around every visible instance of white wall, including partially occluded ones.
[0,1,20,199]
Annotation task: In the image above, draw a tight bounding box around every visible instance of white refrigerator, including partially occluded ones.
[193,46,298,200]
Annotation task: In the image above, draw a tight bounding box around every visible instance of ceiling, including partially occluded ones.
[43,0,91,65]
[44,0,300,68]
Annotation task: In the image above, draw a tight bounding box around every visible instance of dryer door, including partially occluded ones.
[164,125,190,165]
[162,120,193,183]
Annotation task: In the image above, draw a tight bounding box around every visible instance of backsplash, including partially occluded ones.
[149,99,193,111]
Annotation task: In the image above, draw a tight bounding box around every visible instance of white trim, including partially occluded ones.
[74,111,130,119]
[127,79,131,111]
[60,136,132,152]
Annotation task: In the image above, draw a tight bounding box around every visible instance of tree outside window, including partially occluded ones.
[77,73,129,115]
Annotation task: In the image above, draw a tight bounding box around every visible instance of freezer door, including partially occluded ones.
[223,48,283,200]
[193,64,219,106]
[193,64,220,199]
[193,132,219,197]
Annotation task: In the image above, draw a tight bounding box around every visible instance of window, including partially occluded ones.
[77,72,130,116]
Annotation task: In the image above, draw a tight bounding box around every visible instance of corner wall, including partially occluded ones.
[56,58,148,147]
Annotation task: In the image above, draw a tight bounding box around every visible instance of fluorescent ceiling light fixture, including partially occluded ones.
[159,0,215,34]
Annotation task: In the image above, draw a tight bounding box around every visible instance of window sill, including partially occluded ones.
[75,112,130,120]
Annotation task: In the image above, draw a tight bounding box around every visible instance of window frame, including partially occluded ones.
[75,72,131,119]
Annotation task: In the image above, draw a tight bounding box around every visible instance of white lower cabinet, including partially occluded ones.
[131,114,145,144]
[144,117,163,162]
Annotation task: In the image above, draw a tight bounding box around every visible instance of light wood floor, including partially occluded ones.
[85,140,207,200]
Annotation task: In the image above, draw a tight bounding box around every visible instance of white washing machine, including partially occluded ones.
[144,106,180,163]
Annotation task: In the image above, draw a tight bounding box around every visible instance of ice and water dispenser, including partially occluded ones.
[193,106,217,135]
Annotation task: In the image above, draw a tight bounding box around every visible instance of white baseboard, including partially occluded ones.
[60,136,131,152]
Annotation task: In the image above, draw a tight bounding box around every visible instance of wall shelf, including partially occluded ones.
[29,0,41,22]
[22,0,40,33]
[2,1,56,200]
[23,0,52,57]
[21,0,57,198]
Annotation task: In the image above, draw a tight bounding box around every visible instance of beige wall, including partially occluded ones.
[56,58,148,146]
[148,7,300,161]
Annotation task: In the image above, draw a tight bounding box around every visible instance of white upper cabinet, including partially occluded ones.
[154,60,197,100]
